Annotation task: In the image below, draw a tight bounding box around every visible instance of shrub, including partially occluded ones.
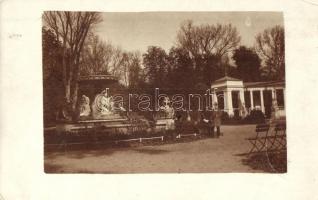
[221,111,230,121]
[244,110,265,124]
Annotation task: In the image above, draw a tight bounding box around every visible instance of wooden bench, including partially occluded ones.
[247,123,286,155]
[268,123,286,151]
[247,124,270,155]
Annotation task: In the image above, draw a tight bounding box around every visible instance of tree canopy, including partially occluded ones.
[255,25,285,81]
[232,46,261,82]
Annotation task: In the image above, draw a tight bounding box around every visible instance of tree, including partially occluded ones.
[42,27,63,79]
[143,46,169,87]
[176,20,241,61]
[80,34,114,75]
[255,25,285,81]
[42,27,64,124]
[176,21,241,83]
[167,47,194,88]
[43,11,102,116]
[119,52,136,87]
[233,46,261,82]
[127,52,144,89]
[80,34,144,88]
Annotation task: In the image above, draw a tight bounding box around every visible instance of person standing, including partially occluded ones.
[192,110,201,134]
[213,103,222,137]
[203,107,214,138]
[173,112,183,140]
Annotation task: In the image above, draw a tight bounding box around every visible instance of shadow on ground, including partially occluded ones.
[44,163,65,173]
[236,151,287,173]
[44,163,115,173]
[45,147,129,160]
[132,148,170,155]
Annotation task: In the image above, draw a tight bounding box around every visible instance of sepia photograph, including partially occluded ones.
[43,11,286,173]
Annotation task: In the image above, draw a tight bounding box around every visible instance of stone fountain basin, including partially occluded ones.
[55,118,129,134]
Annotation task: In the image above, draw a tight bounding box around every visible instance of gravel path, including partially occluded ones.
[44,125,263,173]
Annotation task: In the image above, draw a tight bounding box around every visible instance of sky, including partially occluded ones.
[95,12,283,53]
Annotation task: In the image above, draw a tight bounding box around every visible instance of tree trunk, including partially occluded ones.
[65,80,71,103]
[70,58,81,120]
[71,82,79,120]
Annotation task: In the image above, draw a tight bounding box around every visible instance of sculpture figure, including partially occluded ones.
[92,89,115,118]
[79,95,91,117]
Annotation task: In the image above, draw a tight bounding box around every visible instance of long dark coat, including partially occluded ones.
[212,110,222,126]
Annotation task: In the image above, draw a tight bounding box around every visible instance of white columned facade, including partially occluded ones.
[211,77,285,118]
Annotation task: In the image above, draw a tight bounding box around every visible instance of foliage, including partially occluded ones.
[42,27,62,79]
[232,46,261,82]
[255,25,285,81]
[176,20,241,59]
[166,47,195,88]
[80,34,145,88]
[174,21,241,85]
[142,46,169,88]
[42,27,64,125]
[80,34,114,75]
[244,110,265,124]
[221,111,230,121]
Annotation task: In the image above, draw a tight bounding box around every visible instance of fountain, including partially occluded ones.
[55,75,177,135]
[56,75,129,133]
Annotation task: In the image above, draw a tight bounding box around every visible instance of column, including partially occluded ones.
[260,89,265,113]
[271,89,276,100]
[213,90,218,105]
[239,89,245,117]
[223,90,226,111]
[239,89,245,105]
[225,89,233,117]
[223,91,227,110]
[250,90,254,110]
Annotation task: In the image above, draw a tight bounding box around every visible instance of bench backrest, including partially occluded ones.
[275,123,286,133]
[255,124,270,133]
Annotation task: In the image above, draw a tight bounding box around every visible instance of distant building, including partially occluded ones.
[211,76,285,118]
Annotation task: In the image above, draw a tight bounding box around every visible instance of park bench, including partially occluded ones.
[247,124,270,155]
[247,123,286,155]
[268,123,286,151]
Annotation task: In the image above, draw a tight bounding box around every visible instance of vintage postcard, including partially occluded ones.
[1,0,318,200]
[43,11,286,173]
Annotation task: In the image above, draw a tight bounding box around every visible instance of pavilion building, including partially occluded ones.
[211,76,285,118]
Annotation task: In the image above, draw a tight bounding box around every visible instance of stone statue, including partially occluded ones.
[92,89,114,118]
[158,97,175,130]
[79,95,91,117]
[160,97,174,118]
[271,98,279,120]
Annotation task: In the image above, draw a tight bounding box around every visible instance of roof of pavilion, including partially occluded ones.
[213,76,242,83]
[243,80,285,88]
[211,76,285,89]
